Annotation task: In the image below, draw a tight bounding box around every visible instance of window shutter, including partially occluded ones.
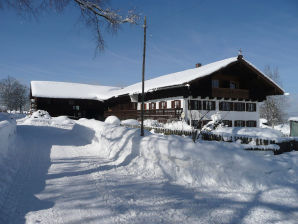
[171,101,175,108]
[159,102,162,109]
[144,103,147,110]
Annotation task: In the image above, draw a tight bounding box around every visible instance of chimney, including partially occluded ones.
[195,63,202,68]
[237,49,243,60]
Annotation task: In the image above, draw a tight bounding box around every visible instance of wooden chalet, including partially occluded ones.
[104,55,284,127]
[31,54,284,127]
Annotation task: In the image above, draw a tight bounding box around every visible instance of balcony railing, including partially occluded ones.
[104,108,183,122]
[138,108,183,117]
[212,88,249,99]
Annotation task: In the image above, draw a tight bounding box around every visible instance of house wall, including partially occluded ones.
[184,97,259,127]
[137,96,260,127]
[33,97,105,120]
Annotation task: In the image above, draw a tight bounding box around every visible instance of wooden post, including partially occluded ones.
[140,16,147,137]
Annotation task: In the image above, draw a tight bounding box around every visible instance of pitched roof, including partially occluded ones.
[31,81,120,101]
[30,56,284,100]
[114,57,239,96]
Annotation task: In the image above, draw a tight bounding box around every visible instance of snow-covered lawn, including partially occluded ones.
[0,115,298,223]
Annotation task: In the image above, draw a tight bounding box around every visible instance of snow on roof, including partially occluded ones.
[31,56,284,101]
[114,57,238,97]
[288,117,298,122]
[31,81,120,101]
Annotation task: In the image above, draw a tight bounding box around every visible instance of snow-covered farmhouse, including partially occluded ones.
[30,54,284,127]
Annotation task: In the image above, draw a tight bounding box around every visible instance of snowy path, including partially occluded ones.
[1,122,298,223]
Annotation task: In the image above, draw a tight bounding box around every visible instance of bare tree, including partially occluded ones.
[260,66,286,126]
[0,0,139,51]
[0,76,29,112]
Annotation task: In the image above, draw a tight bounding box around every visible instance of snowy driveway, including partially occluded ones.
[0,121,298,223]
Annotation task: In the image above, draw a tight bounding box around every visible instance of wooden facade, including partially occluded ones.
[31,96,105,120]
[103,58,283,124]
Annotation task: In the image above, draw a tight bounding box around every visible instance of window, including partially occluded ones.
[129,103,137,110]
[159,101,167,109]
[230,81,238,89]
[222,120,232,127]
[212,79,219,88]
[233,102,245,111]
[73,105,80,111]
[219,102,233,111]
[246,120,257,127]
[188,100,201,110]
[149,102,156,110]
[203,101,215,110]
[234,120,245,127]
[171,100,181,109]
[246,103,256,112]
[69,100,74,105]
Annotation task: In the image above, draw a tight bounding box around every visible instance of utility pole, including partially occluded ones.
[140,16,147,137]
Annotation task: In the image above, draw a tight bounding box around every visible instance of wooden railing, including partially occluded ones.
[212,88,249,99]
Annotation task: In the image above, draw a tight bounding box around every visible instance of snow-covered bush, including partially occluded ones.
[144,119,162,127]
[121,119,139,126]
[31,110,51,119]
[105,115,120,125]
[163,120,192,131]
[201,112,223,132]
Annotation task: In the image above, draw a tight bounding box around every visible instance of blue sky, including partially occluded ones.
[0,0,297,93]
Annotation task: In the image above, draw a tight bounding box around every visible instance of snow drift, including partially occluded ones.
[77,119,298,192]
[0,113,16,162]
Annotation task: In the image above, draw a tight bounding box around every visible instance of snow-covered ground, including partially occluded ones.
[0,115,298,223]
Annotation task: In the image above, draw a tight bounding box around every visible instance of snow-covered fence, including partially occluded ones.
[122,124,195,137]
[122,124,298,154]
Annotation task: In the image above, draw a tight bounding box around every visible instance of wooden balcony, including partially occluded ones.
[212,88,249,99]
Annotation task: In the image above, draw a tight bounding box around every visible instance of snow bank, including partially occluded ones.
[77,119,298,192]
[19,111,75,129]
[105,116,120,125]
[0,113,17,196]
[0,113,16,161]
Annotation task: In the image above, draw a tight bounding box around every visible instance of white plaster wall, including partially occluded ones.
[137,96,261,127]
[184,97,260,127]
[137,97,183,110]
